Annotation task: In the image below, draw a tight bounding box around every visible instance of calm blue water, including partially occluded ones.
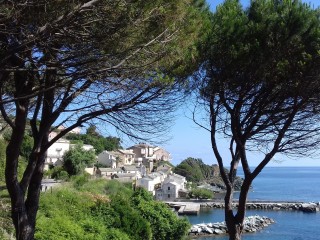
[239,167,320,202]
[186,167,320,239]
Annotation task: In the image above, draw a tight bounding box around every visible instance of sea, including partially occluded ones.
[186,167,320,240]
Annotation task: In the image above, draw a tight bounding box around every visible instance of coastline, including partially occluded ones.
[189,215,274,238]
[167,200,320,213]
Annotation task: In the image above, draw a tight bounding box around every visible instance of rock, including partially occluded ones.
[300,203,317,213]
[214,229,224,234]
[190,226,201,233]
[202,226,213,234]
[189,215,274,236]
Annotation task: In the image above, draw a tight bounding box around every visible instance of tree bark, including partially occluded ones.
[5,99,34,239]
[224,187,241,240]
[224,177,252,240]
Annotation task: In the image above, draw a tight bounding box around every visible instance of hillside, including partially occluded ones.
[173,157,243,191]
[0,178,190,240]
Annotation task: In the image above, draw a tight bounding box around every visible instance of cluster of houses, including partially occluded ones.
[45,131,187,200]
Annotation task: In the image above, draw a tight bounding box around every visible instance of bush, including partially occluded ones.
[35,181,191,240]
[49,166,69,180]
[0,139,6,183]
[189,188,213,199]
[131,187,191,240]
[63,144,96,176]
[71,173,90,189]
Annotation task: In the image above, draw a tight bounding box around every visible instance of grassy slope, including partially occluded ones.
[0,178,191,240]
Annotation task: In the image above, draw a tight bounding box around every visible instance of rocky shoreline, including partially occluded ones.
[189,215,274,237]
[200,202,320,213]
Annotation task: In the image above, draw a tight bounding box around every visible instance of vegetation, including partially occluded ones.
[174,158,214,183]
[66,126,122,154]
[0,1,210,238]
[174,157,243,190]
[33,179,190,240]
[189,188,213,199]
[195,0,320,239]
[0,139,6,183]
[63,144,96,176]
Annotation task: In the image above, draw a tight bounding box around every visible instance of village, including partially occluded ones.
[44,127,188,202]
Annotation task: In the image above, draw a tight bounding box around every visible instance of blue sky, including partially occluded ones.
[160,0,320,167]
[206,0,320,10]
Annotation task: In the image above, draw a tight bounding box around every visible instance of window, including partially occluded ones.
[168,194,170,198]
[168,186,170,190]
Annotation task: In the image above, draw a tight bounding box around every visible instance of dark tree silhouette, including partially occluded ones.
[195,1,320,239]
[0,0,210,239]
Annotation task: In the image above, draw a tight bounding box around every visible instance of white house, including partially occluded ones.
[166,173,186,190]
[45,137,95,170]
[136,172,165,195]
[136,177,157,193]
[157,181,180,200]
[45,138,70,170]
[155,173,187,200]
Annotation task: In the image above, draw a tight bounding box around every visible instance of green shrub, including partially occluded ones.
[71,173,90,189]
[131,187,191,240]
[35,181,191,240]
[49,166,68,180]
[104,228,130,240]
[0,139,6,183]
[189,188,213,199]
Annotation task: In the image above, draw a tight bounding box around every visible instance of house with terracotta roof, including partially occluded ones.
[127,143,171,173]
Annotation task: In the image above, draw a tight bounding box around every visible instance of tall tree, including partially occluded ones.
[63,144,96,176]
[0,0,211,239]
[196,1,320,239]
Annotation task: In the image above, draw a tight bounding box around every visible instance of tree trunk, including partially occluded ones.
[4,68,43,240]
[227,226,242,240]
[224,186,241,240]
[5,104,35,239]
[224,177,252,240]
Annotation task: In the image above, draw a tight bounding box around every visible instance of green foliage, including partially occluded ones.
[174,157,215,183]
[46,166,69,181]
[204,0,320,102]
[189,188,213,199]
[86,125,99,136]
[2,130,34,159]
[71,173,90,189]
[35,188,101,240]
[0,186,14,239]
[66,132,122,154]
[0,139,6,183]
[77,179,133,197]
[63,144,96,176]
[103,229,131,240]
[109,194,152,240]
[17,159,28,181]
[35,180,191,240]
[0,138,27,183]
[131,188,191,240]
[20,133,33,159]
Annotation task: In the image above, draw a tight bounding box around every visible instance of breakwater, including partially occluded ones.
[189,215,274,237]
[200,201,320,213]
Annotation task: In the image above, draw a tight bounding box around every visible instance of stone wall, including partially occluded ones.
[200,202,320,213]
